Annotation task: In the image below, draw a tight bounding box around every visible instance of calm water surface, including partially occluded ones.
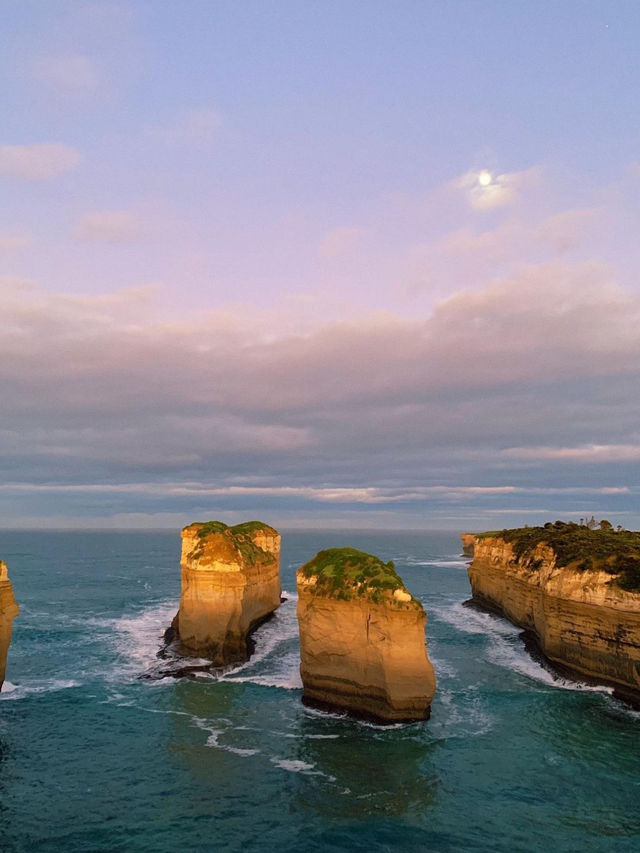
[0,530,638,852]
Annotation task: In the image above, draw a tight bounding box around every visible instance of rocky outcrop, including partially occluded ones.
[468,532,640,701]
[297,548,435,723]
[460,533,475,557]
[173,521,281,666]
[0,561,18,692]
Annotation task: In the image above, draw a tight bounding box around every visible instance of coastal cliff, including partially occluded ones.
[467,523,640,701]
[460,533,475,557]
[174,520,281,665]
[0,560,19,692]
[297,548,435,723]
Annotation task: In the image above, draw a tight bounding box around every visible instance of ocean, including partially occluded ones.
[0,529,638,852]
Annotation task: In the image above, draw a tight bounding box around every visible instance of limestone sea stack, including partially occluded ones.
[0,560,19,692]
[297,548,436,723]
[460,533,475,557]
[174,521,281,666]
[467,522,640,702]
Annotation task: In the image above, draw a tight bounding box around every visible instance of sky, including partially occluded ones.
[2,0,640,530]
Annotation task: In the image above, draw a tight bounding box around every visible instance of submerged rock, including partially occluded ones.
[0,560,18,693]
[467,524,640,702]
[173,520,281,666]
[296,547,435,723]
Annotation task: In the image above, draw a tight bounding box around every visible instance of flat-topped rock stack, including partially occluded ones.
[466,522,640,703]
[173,520,281,666]
[296,547,435,723]
[0,560,19,692]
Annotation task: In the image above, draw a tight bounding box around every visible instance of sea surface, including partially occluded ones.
[0,529,639,853]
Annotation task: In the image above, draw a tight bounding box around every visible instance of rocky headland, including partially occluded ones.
[0,560,19,692]
[172,520,281,666]
[465,522,640,703]
[297,547,436,723]
[460,533,476,557]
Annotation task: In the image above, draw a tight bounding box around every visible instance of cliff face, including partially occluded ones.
[297,549,435,723]
[460,533,475,557]
[468,535,640,697]
[0,561,19,692]
[175,521,281,665]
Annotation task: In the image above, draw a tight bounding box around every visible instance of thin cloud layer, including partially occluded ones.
[0,143,81,180]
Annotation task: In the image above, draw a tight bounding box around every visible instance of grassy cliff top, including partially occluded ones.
[184,520,278,565]
[186,520,278,538]
[477,522,640,592]
[299,547,420,606]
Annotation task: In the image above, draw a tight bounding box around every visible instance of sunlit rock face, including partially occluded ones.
[0,561,19,693]
[468,534,640,701]
[174,521,281,666]
[460,534,476,557]
[296,548,436,723]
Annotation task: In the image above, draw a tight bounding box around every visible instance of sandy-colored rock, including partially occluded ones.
[468,534,640,699]
[174,521,281,665]
[297,548,435,723]
[0,560,19,692]
[460,533,476,557]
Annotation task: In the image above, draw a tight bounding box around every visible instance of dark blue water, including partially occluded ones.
[1,530,639,852]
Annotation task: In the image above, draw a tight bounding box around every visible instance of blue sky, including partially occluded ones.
[1,1,640,529]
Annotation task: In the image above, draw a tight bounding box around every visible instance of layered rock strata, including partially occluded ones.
[174,521,281,665]
[0,560,19,692]
[297,548,435,723]
[460,533,475,557]
[468,530,640,701]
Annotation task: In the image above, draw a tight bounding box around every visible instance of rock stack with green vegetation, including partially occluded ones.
[297,547,435,723]
[0,560,18,693]
[172,520,281,665]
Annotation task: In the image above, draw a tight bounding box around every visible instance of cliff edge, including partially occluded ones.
[174,520,281,665]
[467,522,640,701]
[0,560,19,692]
[297,547,435,723]
[460,533,475,557]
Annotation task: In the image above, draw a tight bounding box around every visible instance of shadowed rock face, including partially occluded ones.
[174,521,281,666]
[460,534,475,557]
[296,548,435,723]
[0,561,18,693]
[468,534,640,700]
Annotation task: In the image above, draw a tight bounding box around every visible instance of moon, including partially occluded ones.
[478,170,492,187]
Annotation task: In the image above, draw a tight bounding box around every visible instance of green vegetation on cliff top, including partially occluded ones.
[186,520,277,565]
[300,547,420,606]
[477,521,640,592]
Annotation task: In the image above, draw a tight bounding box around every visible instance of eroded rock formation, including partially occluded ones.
[297,548,435,723]
[467,528,640,702]
[0,560,18,692]
[460,533,475,557]
[173,521,281,665]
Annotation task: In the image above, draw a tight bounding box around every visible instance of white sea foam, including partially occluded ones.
[221,591,302,690]
[432,601,615,698]
[0,678,81,701]
[271,758,316,773]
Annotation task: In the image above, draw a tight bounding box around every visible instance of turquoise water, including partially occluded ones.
[1,530,639,853]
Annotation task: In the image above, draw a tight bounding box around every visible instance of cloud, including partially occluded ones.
[0,261,639,524]
[0,143,81,180]
[0,232,30,252]
[74,210,143,243]
[317,227,364,261]
[503,445,640,463]
[453,165,542,211]
[34,54,103,99]
[152,108,222,147]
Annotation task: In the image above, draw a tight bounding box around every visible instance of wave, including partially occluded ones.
[0,678,81,701]
[432,601,614,697]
